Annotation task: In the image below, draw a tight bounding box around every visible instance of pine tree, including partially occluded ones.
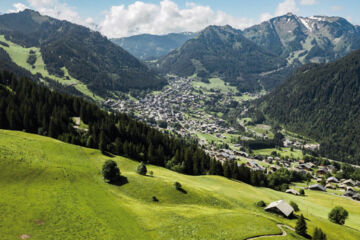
[313,227,327,240]
[295,214,307,237]
[223,161,231,178]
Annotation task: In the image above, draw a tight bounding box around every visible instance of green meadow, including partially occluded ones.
[0,130,359,240]
[192,77,238,94]
[0,35,102,101]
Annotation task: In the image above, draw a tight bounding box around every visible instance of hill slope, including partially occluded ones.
[0,10,165,98]
[244,13,360,64]
[112,32,197,60]
[260,50,360,163]
[1,130,360,239]
[152,25,288,92]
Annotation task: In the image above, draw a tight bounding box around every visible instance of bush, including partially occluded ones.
[136,162,147,175]
[328,206,349,225]
[290,201,300,212]
[295,214,307,237]
[149,171,154,177]
[102,160,121,183]
[299,189,305,196]
[256,200,266,207]
[313,227,327,240]
[152,196,159,202]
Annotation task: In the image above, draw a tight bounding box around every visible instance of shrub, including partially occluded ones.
[290,201,300,212]
[149,171,154,177]
[102,160,121,183]
[295,214,307,237]
[328,206,349,225]
[152,196,159,202]
[313,227,327,240]
[256,200,266,207]
[299,189,305,196]
[136,162,147,175]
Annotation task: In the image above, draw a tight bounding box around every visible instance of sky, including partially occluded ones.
[0,0,359,38]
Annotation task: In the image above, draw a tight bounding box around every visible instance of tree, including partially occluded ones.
[328,206,349,225]
[256,200,266,207]
[174,182,182,190]
[295,214,307,237]
[290,201,300,212]
[299,189,305,196]
[102,160,121,183]
[136,162,147,175]
[313,227,327,240]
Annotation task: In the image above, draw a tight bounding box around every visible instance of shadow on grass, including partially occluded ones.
[109,176,128,186]
[176,188,187,194]
[102,151,115,158]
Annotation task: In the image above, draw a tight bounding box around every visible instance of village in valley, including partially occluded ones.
[104,75,360,205]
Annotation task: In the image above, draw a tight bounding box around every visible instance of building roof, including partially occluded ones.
[309,184,326,191]
[265,200,294,217]
[286,189,300,195]
[343,179,356,186]
[344,191,355,197]
[352,194,360,201]
[326,176,339,183]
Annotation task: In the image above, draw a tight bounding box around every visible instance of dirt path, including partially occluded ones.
[246,224,295,240]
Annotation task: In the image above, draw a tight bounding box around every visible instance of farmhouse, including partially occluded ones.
[343,179,356,186]
[286,189,300,195]
[326,176,339,183]
[309,184,326,192]
[353,194,360,201]
[325,184,336,189]
[316,167,329,175]
[344,191,355,197]
[265,200,294,218]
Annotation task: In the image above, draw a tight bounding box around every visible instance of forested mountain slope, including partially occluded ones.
[153,25,287,92]
[112,32,197,60]
[260,50,360,163]
[0,9,165,98]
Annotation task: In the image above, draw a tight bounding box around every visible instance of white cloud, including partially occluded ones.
[275,0,299,16]
[7,0,95,29]
[8,3,28,13]
[300,0,318,6]
[259,12,273,23]
[99,0,254,38]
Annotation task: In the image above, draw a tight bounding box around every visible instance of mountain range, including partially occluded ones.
[112,32,197,61]
[151,13,360,92]
[0,9,165,98]
[152,25,288,92]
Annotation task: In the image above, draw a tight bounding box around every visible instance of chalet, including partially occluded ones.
[317,167,329,175]
[247,161,265,172]
[270,165,280,172]
[353,194,360,201]
[343,179,356,186]
[326,176,339,183]
[286,189,300,195]
[309,184,326,192]
[265,200,294,218]
[325,184,336,189]
[339,184,347,190]
[346,187,355,192]
[327,165,336,172]
[344,191,355,197]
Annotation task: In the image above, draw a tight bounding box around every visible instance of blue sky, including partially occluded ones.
[1,0,359,37]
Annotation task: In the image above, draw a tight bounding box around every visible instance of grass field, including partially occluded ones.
[253,148,304,159]
[192,78,238,94]
[0,35,102,101]
[0,130,359,240]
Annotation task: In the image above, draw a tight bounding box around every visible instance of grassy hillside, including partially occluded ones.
[0,35,102,101]
[0,130,359,239]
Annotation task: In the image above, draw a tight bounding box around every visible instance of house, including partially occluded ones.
[265,200,294,218]
[339,184,347,190]
[346,187,355,192]
[343,179,356,186]
[309,184,326,192]
[326,176,339,183]
[286,189,300,195]
[325,184,336,189]
[247,161,265,172]
[344,191,355,197]
[317,167,329,175]
[352,194,360,201]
